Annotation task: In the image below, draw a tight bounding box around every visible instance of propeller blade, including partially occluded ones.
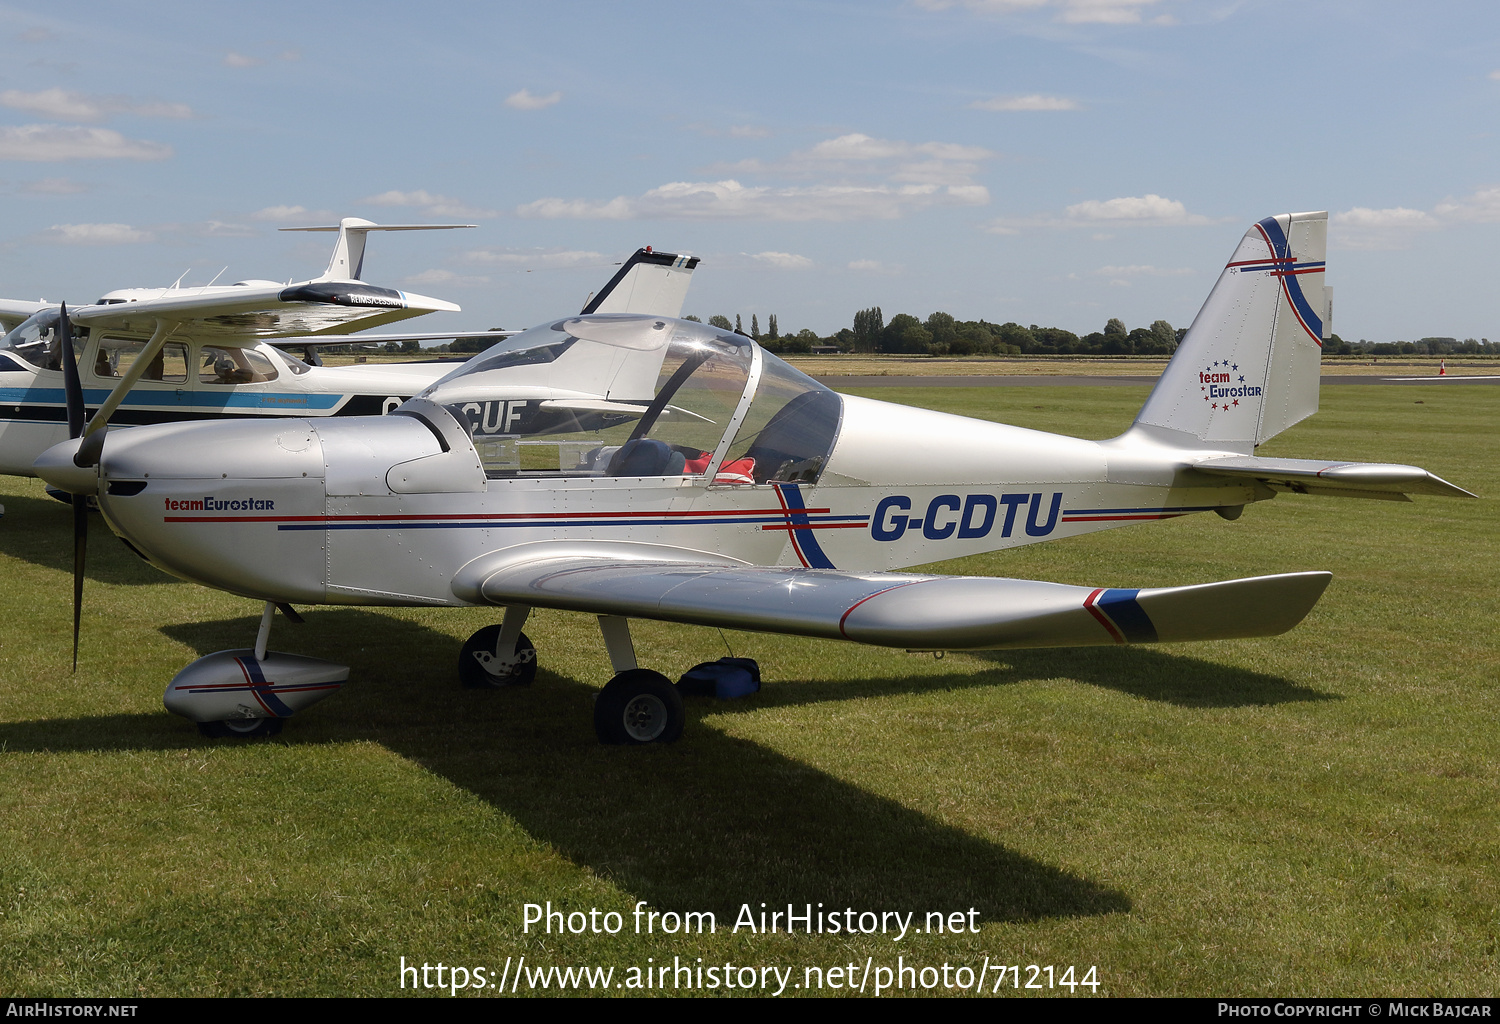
[57,303,84,440]
[71,493,86,671]
[57,302,89,670]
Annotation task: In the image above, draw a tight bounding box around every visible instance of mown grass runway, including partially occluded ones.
[0,385,1494,996]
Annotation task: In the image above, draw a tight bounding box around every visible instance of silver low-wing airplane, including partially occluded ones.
[35,212,1473,744]
[0,221,700,479]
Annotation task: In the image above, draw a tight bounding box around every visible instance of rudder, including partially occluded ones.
[582,248,699,318]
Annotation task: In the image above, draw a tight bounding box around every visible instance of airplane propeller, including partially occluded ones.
[56,303,88,670]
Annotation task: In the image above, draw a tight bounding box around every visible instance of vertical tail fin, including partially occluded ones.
[280,219,476,282]
[1131,212,1329,453]
[318,217,378,281]
[581,248,700,318]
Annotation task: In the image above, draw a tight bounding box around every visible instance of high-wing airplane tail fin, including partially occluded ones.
[1130,211,1329,454]
[581,248,699,318]
[281,218,476,282]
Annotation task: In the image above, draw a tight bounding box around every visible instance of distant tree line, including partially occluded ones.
[690,307,1185,357]
[1330,336,1493,356]
[405,320,1498,360]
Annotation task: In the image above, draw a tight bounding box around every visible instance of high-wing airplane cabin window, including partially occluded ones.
[199,346,280,384]
[93,338,189,383]
[1,309,86,371]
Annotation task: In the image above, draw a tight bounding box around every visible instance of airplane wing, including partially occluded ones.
[0,299,54,333]
[68,281,460,343]
[1191,455,1476,501]
[453,552,1331,650]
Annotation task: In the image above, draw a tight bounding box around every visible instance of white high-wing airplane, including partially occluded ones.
[35,212,1473,745]
[0,221,700,479]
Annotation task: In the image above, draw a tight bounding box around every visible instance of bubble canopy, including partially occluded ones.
[412,314,842,484]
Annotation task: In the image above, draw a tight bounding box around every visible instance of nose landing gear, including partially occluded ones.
[459,606,537,688]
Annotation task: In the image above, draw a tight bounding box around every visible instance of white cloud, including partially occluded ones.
[223,51,263,68]
[39,223,155,245]
[747,251,813,269]
[197,221,257,238]
[360,189,496,219]
[404,268,490,287]
[688,123,773,139]
[712,133,993,186]
[1489,70,1500,81]
[971,94,1081,111]
[251,204,332,223]
[1328,206,1440,251]
[0,125,171,161]
[505,89,562,111]
[0,89,192,123]
[529,132,996,223]
[462,248,606,268]
[20,177,88,194]
[1096,264,1194,276]
[914,0,1170,24]
[1064,194,1210,224]
[987,193,1214,233]
[1431,186,1500,223]
[519,179,989,222]
[1328,187,1500,250]
[848,259,902,274]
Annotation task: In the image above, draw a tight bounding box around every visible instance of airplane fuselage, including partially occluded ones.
[89,395,1257,607]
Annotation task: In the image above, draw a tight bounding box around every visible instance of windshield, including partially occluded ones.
[411,314,840,483]
[0,309,86,371]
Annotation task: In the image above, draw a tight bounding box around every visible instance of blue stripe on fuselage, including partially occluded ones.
[776,483,836,569]
[0,386,343,411]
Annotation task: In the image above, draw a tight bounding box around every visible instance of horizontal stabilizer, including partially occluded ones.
[280,218,476,282]
[1193,455,1476,500]
[460,551,1331,651]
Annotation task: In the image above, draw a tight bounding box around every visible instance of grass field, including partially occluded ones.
[0,385,1494,997]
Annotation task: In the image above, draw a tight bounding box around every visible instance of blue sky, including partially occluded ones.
[3,0,1499,342]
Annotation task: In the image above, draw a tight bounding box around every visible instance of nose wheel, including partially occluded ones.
[459,625,538,688]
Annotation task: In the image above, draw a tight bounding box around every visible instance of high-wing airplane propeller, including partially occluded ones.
[33,212,1475,745]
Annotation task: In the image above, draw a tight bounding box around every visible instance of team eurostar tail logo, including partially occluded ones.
[1199,358,1263,413]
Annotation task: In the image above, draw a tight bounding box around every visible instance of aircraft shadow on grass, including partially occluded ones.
[0,609,1134,926]
[0,491,179,587]
[690,641,1336,712]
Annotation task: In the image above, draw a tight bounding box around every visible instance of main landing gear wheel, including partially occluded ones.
[593,669,684,745]
[459,626,538,688]
[197,717,284,739]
